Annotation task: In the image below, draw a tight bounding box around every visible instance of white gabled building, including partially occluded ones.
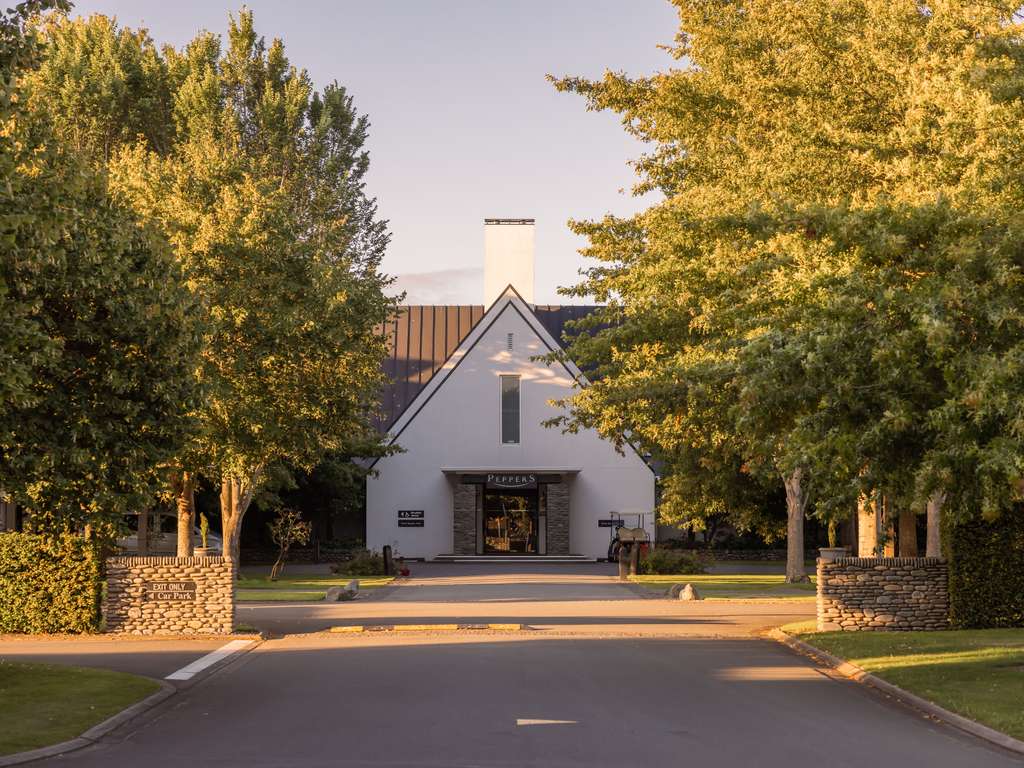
[366,218,655,560]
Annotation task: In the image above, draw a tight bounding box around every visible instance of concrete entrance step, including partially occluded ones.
[431,554,597,563]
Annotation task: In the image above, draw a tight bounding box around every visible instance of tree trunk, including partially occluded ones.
[897,504,918,557]
[856,495,880,557]
[174,471,195,558]
[270,547,287,581]
[879,494,895,556]
[137,510,149,555]
[926,491,945,558]
[782,468,809,583]
[220,471,259,565]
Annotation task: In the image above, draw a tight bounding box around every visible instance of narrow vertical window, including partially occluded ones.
[500,375,520,444]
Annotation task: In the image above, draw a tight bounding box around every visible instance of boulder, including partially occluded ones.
[678,583,701,601]
[668,583,701,601]
[324,585,358,602]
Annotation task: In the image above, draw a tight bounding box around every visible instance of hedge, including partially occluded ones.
[947,513,1024,629]
[0,533,103,633]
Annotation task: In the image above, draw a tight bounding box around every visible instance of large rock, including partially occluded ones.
[669,583,701,601]
[325,581,359,602]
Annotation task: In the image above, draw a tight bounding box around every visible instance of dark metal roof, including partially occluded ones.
[376,304,600,432]
[531,305,601,347]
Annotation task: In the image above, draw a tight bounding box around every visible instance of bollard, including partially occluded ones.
[383,544,393,576]
[618,544,630,581]
[629,541,640,576]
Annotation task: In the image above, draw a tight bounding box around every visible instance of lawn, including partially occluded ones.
[0,661,160,756]
[630,573,817,599]
[236,572,395,602]
[785,626,1024,740]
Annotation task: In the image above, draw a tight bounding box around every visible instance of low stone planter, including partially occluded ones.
[194,546,220,558]
[818,547,849,562]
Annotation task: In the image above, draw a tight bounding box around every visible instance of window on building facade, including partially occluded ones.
[500,374,520,444]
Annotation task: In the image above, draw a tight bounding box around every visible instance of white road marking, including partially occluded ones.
[165,640,254,681]
[516,719,578,726]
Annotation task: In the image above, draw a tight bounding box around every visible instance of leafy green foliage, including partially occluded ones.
[1,2,202,531]
[639,548,706,576]
[332,550,386,577]
[549,1,1024,549]
[0,533,102,633]
[28,11,396,554]
[948,513,1024,629]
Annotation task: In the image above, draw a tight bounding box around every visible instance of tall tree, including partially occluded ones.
[550,1,1024,578]
[107,11,394,561]
[1,1,202,535]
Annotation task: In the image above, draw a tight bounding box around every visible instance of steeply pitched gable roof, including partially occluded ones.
[376,300,599,432]
[370,285,653,475]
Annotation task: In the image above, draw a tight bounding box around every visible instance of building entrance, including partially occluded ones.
[483,490,538,554]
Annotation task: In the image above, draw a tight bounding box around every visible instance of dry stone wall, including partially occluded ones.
[105,556,234,634]
[817,557,949,632]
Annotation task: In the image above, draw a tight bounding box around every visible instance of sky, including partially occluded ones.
[71,0,679,304]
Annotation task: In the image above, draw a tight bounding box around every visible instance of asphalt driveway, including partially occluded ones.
[38,631,1022,768]
[12,564,1021,767]
[237,562,814,636]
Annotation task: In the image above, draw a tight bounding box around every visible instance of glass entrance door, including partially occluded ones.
[483,490,538,554]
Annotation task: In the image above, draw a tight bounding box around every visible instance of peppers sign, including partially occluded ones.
[486,473,537,489]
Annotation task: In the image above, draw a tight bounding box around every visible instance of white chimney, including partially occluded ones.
[484,218,535,306]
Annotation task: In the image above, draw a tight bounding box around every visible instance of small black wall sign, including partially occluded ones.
[398,510,424,527]
[145,581,196,601]
[598,519,627,528]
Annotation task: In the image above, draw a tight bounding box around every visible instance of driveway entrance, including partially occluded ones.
[237,562,814,636]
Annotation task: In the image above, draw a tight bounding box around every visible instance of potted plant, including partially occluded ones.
[195,514,219,558]
[818,518,849,562]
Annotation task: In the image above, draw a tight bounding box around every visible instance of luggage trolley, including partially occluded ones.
[606,511,650,562]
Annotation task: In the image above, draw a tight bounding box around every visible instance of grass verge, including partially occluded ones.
[630,573,816,599]
[236,573,395,602]
[0,661,159,756]
[783,626,1024,741]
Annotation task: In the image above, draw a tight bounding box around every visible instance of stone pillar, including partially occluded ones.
[546,482,570,555]
[816,557,838,632]
[857,494,879,557]
[453,483,478,555]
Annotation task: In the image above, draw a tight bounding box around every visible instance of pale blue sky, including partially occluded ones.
[71,0,678,303]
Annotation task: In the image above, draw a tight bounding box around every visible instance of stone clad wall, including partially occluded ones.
[105,556,234,635]
[817,557,949,632]
[546,481,570,555]
[453,484,477,555]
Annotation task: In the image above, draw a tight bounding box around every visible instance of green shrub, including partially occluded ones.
[639,547,707,575]
[947,513,1024,629]
[0,533,102,633]
[331,550,386,576]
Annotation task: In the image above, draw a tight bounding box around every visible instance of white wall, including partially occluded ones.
[367,297,654,559]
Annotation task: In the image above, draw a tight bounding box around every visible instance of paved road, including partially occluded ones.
[0,636,233,678]
[25,564,1024,767]
[238,562,814,636]
[42,632,1020,768]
